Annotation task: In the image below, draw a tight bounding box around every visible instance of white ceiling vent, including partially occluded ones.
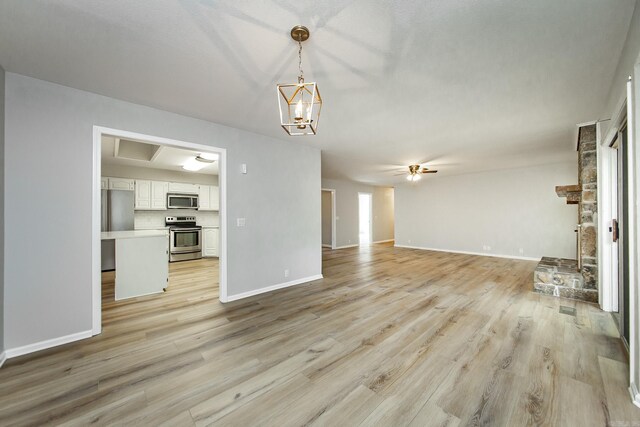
[114,138,162,162]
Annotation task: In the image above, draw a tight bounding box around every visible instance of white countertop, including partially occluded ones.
[134,226,171,231]
[101,230,169,240]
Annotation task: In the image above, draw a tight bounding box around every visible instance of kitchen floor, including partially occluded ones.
[101,258,219,308]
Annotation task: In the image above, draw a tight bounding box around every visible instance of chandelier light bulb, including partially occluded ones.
[295,100,304,120]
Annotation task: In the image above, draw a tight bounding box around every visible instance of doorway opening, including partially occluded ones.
[611,119,631,349]
[92,126,227,336]
[358,192,372,245]
[321,189,336,249]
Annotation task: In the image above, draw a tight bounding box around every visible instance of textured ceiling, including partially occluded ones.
[0,0,635,184]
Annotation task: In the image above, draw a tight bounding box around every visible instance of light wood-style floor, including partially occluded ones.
[1,244,639,426]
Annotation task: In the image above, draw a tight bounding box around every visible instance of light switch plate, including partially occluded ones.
[237,218,246,227]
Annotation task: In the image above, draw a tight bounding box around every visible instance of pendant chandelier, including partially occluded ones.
[277,25,322,136]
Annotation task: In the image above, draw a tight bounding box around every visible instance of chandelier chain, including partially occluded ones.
[298,40,304,82]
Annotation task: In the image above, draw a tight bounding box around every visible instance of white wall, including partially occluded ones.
[0,65,5,361]
[395,162,578,260]
[4,73,321,352]
[601,2,640,139]
[321,179,394,247]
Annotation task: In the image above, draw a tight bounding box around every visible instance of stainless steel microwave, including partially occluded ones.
[167,193,199,209]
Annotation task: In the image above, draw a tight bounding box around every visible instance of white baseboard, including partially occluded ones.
[0,351,6,368]
[5,330,93,359]
[630,381,640,408]
[334,244,359,249]
[372,239,395,244]
[225,274,324,302]
[394,244,541,261]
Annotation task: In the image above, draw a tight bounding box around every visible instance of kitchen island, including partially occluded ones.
[101,230,169,300]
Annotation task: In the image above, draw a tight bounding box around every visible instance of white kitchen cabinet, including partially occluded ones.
[101,177,109,190]
[108,177,135,191]
[203,227,219,257]
[151,181,169,210]
[168,182,199,194]
[199,184,211,210]
[209,186,219,211]
[198,185,220,211]
[135,180,168,211]
[135,180,151,210]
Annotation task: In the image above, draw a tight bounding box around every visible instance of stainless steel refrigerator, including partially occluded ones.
[101,189,135,271]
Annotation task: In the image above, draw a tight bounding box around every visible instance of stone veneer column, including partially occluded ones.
[533,123,598,303]
[578,124,597,291]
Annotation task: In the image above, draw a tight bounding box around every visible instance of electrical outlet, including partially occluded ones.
[519,248,524,255]
[408,239,412,244]
[241,164,247,174]
[284,269,289,278]
[236,218,246,227]
[487,246,491,251]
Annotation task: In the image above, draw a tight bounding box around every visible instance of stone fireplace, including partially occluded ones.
[533,124,598,303]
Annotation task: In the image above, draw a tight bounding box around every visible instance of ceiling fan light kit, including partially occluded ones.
[195,152,218,163]
[404,164,438,182]
[277,25,323,136]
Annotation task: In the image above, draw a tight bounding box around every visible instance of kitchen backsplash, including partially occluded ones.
[135,210,219,229]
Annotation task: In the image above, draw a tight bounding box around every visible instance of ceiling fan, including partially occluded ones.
[395,164,438,181]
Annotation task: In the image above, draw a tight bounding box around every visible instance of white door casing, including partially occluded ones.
[92,126,228,337]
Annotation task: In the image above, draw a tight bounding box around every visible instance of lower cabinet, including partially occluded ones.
[203,227,219,257]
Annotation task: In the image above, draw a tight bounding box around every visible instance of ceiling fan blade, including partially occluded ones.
[393,172,407,176]
[422,170,438,173]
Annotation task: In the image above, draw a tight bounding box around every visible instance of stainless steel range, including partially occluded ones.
[166,216,202,262]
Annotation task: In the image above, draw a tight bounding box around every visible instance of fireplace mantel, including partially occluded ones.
[555,184,582,204]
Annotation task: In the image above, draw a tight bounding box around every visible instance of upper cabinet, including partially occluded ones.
[199,185,219,211]
[210,186,219,211]
[105,176,216,211]
[199,184,210,210]
[168,182,199,194]
[107,177,134,191]
[135,180,168,210]
[135,180,151,209]
[151,181,169,210]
